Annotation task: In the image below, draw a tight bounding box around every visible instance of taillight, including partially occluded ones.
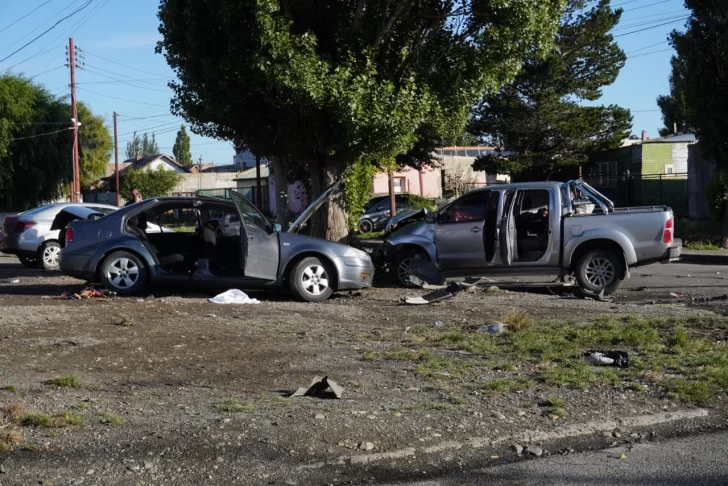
[15,221,36,232]
[663,218,673,244]
[65,228,74,243]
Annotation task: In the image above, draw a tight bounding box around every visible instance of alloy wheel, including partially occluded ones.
[43,245,60,268]
[301,264,329,296]
[585,257,615,289]
[107,257,140,289]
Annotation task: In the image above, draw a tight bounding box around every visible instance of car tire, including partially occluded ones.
[39,241,62,271]
[574,248,625,296]
[289,256,334,303]
[359,219,374,234]
[100,251,149,296]
[393,248,427,288]
[18,256,38,268]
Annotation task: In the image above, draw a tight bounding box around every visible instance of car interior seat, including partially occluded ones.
[128,214,185,267]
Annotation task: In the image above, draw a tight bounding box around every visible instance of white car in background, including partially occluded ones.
[0,203,117,270]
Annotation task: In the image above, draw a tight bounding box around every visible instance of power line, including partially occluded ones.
[622,0,675,13]
[612,13,688,31]
[628,48,673,59]
[614,16,688,37]
[76,86,169,107]
[0,0,56,35]
[80,65,171,93]
[28,64,66,79]
[10,128,71,142]
[0,0,95,64]
[3,0,83,52]
[83,50,170,78]
[118,114,176,121]
[626,40,668,54]
[81,63,168,81]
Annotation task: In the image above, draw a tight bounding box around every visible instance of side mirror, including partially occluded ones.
[272,223,282,233]
[425,212,438,224]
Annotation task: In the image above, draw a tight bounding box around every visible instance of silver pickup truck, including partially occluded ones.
[376,180,682,295]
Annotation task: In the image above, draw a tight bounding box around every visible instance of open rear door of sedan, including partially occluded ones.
[229,191,280,280]
[499,190,518,266]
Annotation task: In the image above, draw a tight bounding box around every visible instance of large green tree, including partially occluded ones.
[157,0,563,240]
[470,0,632,180]
[125,132,160,160]
[172,125,192,165]
[658,0,728,247]
[77,102,113,189]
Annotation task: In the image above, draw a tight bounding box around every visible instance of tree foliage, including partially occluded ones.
[77,102,113,189]
[659,0,728,246]
[121,166,184,199]
[157,0,563,239]
[0,75,110,209]
[470,0,632,180]
[125,132,160,160]
[172,125,192,165]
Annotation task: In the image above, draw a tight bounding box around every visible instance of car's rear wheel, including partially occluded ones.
[393,248,427,288]
[18,256,38,268]
[574,249,625,296]
[289,256,334,303]
[359,219,374,234]
[100,251,148,296]
[39,241,61,271]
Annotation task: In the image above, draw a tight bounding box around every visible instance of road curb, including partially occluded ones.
[681,253,728,265]
[311,408,709,469]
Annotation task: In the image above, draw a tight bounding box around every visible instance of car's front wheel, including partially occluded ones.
[289,256,334,303]
[574,249,625,296]
[39,241,61,271]
[100,251,148,296]
[393,248,427,288]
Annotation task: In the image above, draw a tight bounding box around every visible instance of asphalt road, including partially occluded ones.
[390,430,728,486]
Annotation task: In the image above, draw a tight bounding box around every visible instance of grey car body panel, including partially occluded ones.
[384,181,679,277]
[61,195,374,293]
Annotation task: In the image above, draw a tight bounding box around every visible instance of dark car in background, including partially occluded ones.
[358,194,416,234]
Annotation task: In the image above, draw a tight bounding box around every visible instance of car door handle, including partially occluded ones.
[471,227,482,233]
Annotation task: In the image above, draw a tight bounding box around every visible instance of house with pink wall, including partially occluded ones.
[371,146,509,198]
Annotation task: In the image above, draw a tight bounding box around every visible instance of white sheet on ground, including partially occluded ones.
[208,289,260,304]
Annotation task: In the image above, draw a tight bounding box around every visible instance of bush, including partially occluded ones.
[407,194,437,211]
[121,166,184,199]
[706,173,728,223]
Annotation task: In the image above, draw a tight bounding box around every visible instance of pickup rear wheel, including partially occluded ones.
[574,249,625,296]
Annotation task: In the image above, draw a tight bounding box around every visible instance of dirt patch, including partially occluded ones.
[0,258,727,484]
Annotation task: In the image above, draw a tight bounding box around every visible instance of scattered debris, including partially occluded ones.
[60,287,113,300]
[2,278,19,284]
[410,256,446,286]
[205,314,217,318]
[478,322,505,334]
[359,442,375,451]
[670,292,681,299]
[525,445,543,457]
[492,411,506,420]
[114,317,134,327]
[208,289,260,305]
[290,376,343,399]
[484,285,501,294]
[403,281,463,305]
[584,350,630,368]
[513,444,524,455]
[433,320,444,328]
[631,286,648,292]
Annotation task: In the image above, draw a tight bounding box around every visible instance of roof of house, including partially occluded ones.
[121,154,189,173]
[642,133,697,144]
[104,162,131,177]
[233,165,270,181]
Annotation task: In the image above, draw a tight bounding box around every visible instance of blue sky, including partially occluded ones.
[0,0,689,166]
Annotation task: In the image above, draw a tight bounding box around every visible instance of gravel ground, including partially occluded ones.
[0,255,727,485]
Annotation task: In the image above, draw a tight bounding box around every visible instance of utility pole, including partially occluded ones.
[255,155,262,208]
[67,38,80,202]
[114,111,120,206]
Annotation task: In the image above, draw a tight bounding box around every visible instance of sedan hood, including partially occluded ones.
[287,180,343,234]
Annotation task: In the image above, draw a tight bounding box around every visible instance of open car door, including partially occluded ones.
[499,190,518,266]
[229,191,280,280]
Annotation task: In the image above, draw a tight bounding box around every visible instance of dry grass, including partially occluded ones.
[46,375,82,388]
[4,402,24,422]
[502,310,534,331]
[0,430,24,446]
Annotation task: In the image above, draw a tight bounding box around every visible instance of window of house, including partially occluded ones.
[665,164,675,175]
[393,177,406,193]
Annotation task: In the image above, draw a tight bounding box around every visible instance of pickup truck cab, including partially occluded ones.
[378,180,682,295]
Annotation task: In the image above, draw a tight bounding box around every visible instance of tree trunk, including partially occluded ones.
[388,170,397,217]
[721,204,728,249]
[311,157,349,242]
[270,157,289,226]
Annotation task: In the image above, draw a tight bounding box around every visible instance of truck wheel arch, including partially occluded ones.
[568,239,630,273]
